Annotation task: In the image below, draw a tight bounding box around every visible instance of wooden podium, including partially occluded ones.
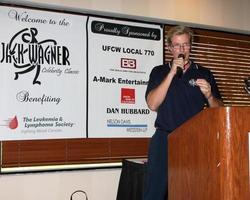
[168,107,250,200]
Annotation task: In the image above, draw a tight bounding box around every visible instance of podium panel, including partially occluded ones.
[168,107,250,200]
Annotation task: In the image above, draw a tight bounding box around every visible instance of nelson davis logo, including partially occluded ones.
[0,27,70,85]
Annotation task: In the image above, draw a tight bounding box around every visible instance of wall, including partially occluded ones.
[0,168,121,200]
[4,0,250,33]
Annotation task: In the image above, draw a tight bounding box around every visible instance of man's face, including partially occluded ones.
[169,33,191,60]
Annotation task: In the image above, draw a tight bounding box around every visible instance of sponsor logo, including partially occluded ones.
[121,88,135,104]
[121,58,136,69]
[106,107,150,114]
[93,76,148,85]
[106,118,147,132]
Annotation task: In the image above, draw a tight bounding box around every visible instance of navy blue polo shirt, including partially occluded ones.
[146,61,221,133]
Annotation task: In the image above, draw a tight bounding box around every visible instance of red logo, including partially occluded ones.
[1,116,18,129]
[121,88,135,104]
[121,58,136,69]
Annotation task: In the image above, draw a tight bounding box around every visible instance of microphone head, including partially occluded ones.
[178,54,185,59]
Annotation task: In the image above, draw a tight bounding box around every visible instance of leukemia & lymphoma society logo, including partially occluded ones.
[1,116,18,130]
[1,27,70,85]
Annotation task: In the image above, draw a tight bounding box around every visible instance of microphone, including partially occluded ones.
[176,54,185,78]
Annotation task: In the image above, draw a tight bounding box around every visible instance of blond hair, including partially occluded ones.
[167,25,193,45]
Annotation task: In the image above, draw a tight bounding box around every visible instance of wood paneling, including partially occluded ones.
[1,138,150,168]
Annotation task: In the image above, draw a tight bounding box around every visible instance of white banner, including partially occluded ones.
[88,17,162,138]
[0,7,87,140]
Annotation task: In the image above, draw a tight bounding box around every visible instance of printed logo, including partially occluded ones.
[1,27,70,85]
[1,116,18,129]
[121,88,135,104]
[121,58,136,69]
